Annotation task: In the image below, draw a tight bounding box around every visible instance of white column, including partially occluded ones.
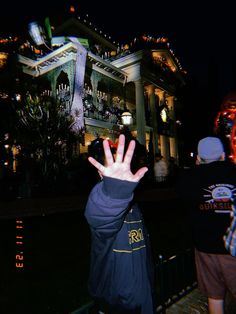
[167,96,178,161]
[148,85,159,154]
[160,135,170,161]
[158,90,165,106]
[169,137,176,158]
[157,90,169,158]
[134,79,146,145]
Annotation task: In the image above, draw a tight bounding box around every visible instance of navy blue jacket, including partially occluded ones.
[84,176,155,314]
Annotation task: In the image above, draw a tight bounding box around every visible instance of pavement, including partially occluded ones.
[165,288,208,314]
[166,288,236,314]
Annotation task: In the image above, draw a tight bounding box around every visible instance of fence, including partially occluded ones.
[70,248,197,314]
[155,248,197,313]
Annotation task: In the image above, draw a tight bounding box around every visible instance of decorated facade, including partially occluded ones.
[17,14,186,164]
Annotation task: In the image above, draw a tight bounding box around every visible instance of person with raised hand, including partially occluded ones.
[84,134,156,314]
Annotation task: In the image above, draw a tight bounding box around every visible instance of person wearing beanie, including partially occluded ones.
[177,136,236,314]
[84,134,156,314]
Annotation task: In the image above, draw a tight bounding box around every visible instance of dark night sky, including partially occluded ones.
[1,1,235,96]
[1,0,236,142]
[1,1,236,87]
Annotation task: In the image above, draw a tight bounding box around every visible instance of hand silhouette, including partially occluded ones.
[88,134,148,182]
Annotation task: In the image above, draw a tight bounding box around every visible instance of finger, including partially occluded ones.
[115,134,125,163]
[133,167,148,181]
[103,139,114,166]
[88,156,105,173]
[123,139,136,165]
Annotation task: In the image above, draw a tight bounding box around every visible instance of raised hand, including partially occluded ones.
[88,134,148,182]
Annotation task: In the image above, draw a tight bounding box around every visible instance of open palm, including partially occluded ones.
[88,134,148,182]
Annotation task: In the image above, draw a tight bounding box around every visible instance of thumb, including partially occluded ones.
[133,167,148,182]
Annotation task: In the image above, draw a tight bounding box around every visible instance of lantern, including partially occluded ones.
[121,112,133,126]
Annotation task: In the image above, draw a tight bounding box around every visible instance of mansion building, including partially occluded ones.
[17,14,186,164]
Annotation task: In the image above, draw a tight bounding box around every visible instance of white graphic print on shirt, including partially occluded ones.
[200,184,236,213]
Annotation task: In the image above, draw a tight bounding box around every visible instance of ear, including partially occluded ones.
[196,155,201,163]
[220,152,225,161]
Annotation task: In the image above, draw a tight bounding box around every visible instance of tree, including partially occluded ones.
[14,92,82,193]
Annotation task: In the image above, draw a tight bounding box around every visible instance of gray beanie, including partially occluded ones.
[198,137,224,160]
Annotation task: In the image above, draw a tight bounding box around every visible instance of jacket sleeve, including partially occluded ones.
[84,176,138,237]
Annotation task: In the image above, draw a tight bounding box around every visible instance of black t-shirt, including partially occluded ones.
[177,161,236,254]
